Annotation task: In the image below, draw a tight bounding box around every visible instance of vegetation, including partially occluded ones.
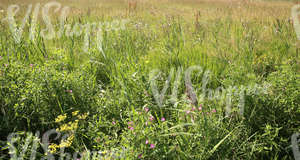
[0,0,299,159]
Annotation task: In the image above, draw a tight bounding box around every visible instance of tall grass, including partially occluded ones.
[0,0,299,159]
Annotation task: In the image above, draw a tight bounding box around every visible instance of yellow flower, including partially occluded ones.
[57,121,79,132]
[59,134,74,148]
[58,124,70,132]
[48,143,59,153]
[72,111,79,116]
[55,114,67,123]
[77,113,89,120]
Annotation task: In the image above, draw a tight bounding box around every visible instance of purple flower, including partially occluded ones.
[145,140,149,144]
[4,64,8,67]
[112,121,116,125]
[0,56,2,60]
[192,107,196,111]
[138,154,142,159]
[161,117,165,122]
[150,144,155,149]
[149,116,154,121]
[128,126,134,130]
[144,107,149,112]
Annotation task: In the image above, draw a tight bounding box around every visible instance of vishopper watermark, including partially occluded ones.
[149,65,271,116]
[292,133,300,160]
[1,1,128,53]
[292,5,300,40]
[4,129,127,160]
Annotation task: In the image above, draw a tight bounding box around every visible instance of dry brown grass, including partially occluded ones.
[0,0,294,22]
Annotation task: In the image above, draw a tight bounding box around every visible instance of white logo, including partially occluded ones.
[292,5,300,40]
[292,133,300,160]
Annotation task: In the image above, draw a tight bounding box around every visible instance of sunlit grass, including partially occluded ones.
[0,0,299,159]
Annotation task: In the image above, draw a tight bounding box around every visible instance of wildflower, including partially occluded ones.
[0,56,2,60]
[77,113,88,119]
[198,104,203,111]
[30,64,33,67]
[112,121,116,125]
[211,109,216,113]
[145,140,149,144]
[149,116,154,121]
[68,90,73,93]
[48,143,59,153]
[55,114,67,123]
[144,107,149,112]
[186,110,190,114]
[150,144,155,149]
[161,117,165,122]
[138,154,142,159]
[192,107,196,111]
[72,110,79,116]
[59,134,74,148]
[145,122,148,126]
[128,121,133,125]
[4,64,8,67]
[128,126,134,130]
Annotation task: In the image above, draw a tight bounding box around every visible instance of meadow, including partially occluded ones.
[0,0,299,159]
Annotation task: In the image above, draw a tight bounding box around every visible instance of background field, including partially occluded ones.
[0,0,299,159]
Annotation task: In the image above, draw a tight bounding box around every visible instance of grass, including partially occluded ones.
[0,0,299,159]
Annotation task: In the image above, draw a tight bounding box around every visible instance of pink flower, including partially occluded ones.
[128,126,134,130]
[145,140,149,144]
[149,116,154,121]
[30,64,33,67]
[0,56,2,60]
[144,107,149,112]
[198,104,203,111]
[150,144,155,149]
[192,107,196,111]
[4,64,8,67]
[186,110,190,114]
[161,117,165,122]
[211,109,216,113]
[145,122,148,126]
[67,90,73,93]
[112,121,116,125]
